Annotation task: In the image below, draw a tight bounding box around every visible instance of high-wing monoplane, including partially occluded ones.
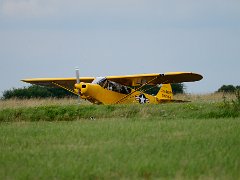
[22,70,203,105]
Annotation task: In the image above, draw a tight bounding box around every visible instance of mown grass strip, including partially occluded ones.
[0,118,240,179]
[0,102,239,122]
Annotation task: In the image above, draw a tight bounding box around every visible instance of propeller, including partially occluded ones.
[76,67,80,84]
[75,67,81,103]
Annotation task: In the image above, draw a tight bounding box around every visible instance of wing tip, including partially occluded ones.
[192,72,203,81]
[21,79,28,83]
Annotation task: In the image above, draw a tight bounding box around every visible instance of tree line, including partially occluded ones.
[1,83,185,100]
[217,85,240,93]
[2,85,74,99]
[2,84,239,100]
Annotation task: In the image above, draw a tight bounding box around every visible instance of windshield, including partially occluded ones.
[92,77,106,85]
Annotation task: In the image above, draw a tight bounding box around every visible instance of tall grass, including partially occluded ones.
[0,100,240,122]
[0,97,89,109]
[174,92,236,103]
[0,93,235,110]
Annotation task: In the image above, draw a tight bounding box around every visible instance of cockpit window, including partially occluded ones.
[106,81,131,94]
[92,77,131,94]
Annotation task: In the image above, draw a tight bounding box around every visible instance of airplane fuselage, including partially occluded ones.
[75,82,158,105]
[74,76,174,105]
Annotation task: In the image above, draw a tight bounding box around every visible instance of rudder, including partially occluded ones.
[156,84,173,101]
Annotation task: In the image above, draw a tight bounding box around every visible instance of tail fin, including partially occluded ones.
[156,84,173,101]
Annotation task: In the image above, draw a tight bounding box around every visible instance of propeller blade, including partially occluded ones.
[75,67,81,104]
[75,67,80,84]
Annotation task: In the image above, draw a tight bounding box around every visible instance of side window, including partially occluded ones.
[104,80,131,94]
[98,79,106,87]
[109,82,117,92]
[120,86,131,94]
[107,81,113,90]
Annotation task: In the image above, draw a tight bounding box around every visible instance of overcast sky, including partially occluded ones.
[0,0,240,96]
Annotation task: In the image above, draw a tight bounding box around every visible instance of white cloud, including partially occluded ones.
[1,0,57,17]
[1,0,240,27]
[1,0,240,21]
[0,0,144,17]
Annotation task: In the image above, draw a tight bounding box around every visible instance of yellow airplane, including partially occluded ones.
[22,70,203,105]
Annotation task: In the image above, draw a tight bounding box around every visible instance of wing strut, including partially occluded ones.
[51,82,79,96]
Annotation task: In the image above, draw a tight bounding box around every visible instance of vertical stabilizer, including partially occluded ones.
[156,84,173,101]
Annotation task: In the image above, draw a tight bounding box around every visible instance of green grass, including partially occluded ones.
[0,102,240,122]
[0,101,240,179]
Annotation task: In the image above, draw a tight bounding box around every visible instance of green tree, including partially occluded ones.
[2,85,75,100]
[171,83,185,94]
[217,85,236,93]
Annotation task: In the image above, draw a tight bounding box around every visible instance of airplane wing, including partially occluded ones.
[106,72,203,86]
[22,77,95,91]
[22,72,202,89]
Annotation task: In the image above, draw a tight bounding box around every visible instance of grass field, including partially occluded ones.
[0,93,239,179]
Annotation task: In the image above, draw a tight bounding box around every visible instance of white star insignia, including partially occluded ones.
[135,94,149,104]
